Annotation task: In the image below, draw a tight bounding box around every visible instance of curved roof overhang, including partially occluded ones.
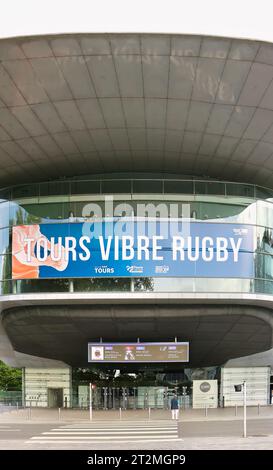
[1,33,273,188]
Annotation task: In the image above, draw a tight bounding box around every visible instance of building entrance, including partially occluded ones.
[75,386,192,410]
[48,388,63,408]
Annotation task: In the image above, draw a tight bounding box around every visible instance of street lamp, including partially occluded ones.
[234,381,247,438]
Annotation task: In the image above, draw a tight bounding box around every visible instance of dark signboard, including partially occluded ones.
[88,342,189,363]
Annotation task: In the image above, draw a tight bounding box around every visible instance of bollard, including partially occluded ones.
[16,402,19,412]
[148,407,151,420]
[235,404,237,416]
[119,407,122,420]
[58,407,61,421]
[205,405,208,417]
[258,403,260,415]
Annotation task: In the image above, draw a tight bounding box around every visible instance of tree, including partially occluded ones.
[0,361,22,391]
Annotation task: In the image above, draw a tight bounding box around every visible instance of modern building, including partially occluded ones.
[1,33,273,406]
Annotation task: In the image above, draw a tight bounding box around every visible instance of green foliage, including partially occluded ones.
[0,361,22,391]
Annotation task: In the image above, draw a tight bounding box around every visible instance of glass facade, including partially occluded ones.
[1,175,273,296]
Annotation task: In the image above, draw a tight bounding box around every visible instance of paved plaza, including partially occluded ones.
[0,406,273,449]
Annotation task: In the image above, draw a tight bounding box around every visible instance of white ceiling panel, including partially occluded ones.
[200,38,231,59]
[206,104,233,135]
[231,139,257,162]
[122,98,145,127]
[142,55,169,98]
[110,35,140,55]
[0,41,25,60]
[141,36,170,55]
[256,44,273,66]
[215,136,239,158]
[10,106,46,137]
[128,129,146,150]
[165,130,183,152]
[0,126,11,141]
[166,100,189,130]
[50,38,82,57]
[30,58,72,101]
[229,41,259,61]
[243,108,273,140]
[77,99,105,129]
[171,36,201,57]
[192,58,225,101]
[80,37,111,55]
[2,60,49,104]
[182,131,202,153]
[238,63,273,106]
[145,99,166,128]
[54,101,86,131]
[247,141,273,164]
[263,123,273,143]
[65,129,95,153]
[198,134,221,155]
[0,65,26,106]
[34,135,63,157]
[100,98,126,128]
[147,129,165,150]
[31,102,66,133]
[17,137,47,160]
[109,129,130,150]
[1,34,273,188]
[22,39,53,58]
[216,60,251,104]
[57,57,96,99]
[0,141,30,163]
[186,102,212,132]
[169,56,197,99]
[225,106,255,137]
[259,80,273,110]
[86,56,120,97]
[114,55,143,97]
[89,129,113,151]
[52,132,79,154]
[0,108,29,139]
[0,147,15,166]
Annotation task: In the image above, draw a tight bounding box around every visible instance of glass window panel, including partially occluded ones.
[21,203,67,221]
[0,201,10,228]
[71,180,100,195]
[255,252,273,280]
[132,180,163,194]
[0,187,11,201]
[226,183,254,198]
[101,180,131,194]
[39,181,70,197]
[0,228,10,255]
[199,202,245,220]
[254,278,273,295]
[195,181,225,195]
[256,186,273,200]
[164,180,194,194]
[74,201,104,219]
[12,184,39,200]
[0,254,11,280]
[257,200,273,228]
[256,226,273,255]
[15,279,69,293]
[0,280,12,295]
[73,278,131,292]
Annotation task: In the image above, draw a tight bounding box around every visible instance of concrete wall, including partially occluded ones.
[24,367,72,408]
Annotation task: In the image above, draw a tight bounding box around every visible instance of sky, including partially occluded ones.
[0,0,272,42]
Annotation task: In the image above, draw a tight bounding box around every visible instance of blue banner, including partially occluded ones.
[12,221,254,279]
